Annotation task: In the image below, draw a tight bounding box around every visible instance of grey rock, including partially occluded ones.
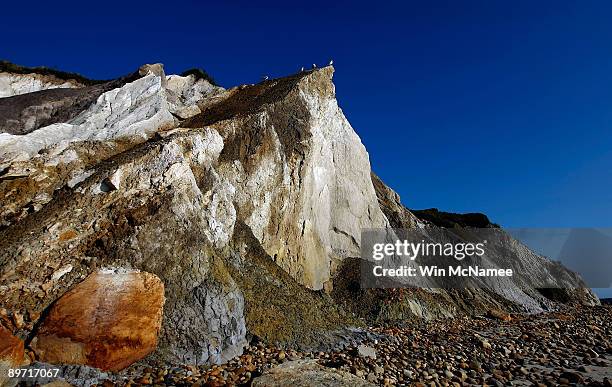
[252,360,374,386]
[366,372,377,383]
[357,344,377,359]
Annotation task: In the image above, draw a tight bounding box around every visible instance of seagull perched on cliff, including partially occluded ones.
[312,63,317,69]
[328,60,333,66]
[262,75,269,81]
[300,66,304,72]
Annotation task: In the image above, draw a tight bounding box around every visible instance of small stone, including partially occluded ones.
[28,310,41,322]
[41,281,53,292]
[559,371,583,384]
[136,376,152,384]
[12,312,24,329]
[469,360,482,371]
[487,377,504,387]
[488,309,511,321]
[51,264,73,281]
[357,344,377,359]
[0,308,10,325]
[588,348,599,358]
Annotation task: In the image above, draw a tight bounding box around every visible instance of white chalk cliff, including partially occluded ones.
[0,63,597,370]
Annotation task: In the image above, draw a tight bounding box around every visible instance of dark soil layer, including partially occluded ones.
[412,208,500,229]
[0,60,106,86]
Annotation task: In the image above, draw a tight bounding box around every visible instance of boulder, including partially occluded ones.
[487,309,512,322]
[31,270,165,371]
[357,344,377,359]
[0,325,27,387]
[251,360,374,387]
[0,325,26,364]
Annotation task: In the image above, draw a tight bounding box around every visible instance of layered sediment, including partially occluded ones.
[0,62,600,385]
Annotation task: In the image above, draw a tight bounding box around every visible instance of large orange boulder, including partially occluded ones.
[31,270,165,371]
[0,325,28,386]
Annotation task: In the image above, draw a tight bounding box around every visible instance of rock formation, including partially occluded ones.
[0,61,597,375]
[31,269,165,371]
[0,61,90,98]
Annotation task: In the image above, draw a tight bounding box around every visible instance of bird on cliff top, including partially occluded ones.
[300,66,304,72]
[312,63,317,69]
[262,75,269,81]
[328,60,333,66]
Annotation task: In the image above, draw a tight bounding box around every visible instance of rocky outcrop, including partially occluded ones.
[0,61,95,98]
[0,61,597,375]
[252,360,374,387]
[371,172,420,229]
[0,72,83,98]
[31,270,165,371]
[0,63,222,229]
[0,66,141,136]
[358,175,598,321]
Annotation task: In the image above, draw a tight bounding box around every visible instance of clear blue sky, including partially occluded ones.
[3,1,611,228]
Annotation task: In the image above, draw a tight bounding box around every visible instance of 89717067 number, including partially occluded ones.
[7,368,60,378]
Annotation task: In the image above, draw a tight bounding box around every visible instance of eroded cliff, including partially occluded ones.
[0,62,596,373]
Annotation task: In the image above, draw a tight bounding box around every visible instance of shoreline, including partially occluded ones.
[16,305,611,386]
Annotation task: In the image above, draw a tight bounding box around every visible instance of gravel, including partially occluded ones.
[89,305,611,386]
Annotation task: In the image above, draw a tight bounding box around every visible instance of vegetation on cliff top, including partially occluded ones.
[412,208,500,228]
[0,60,107,86]
[180,68,218,86]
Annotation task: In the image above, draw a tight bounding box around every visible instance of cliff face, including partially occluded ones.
[182,67,388,290]
[0,63,596,369]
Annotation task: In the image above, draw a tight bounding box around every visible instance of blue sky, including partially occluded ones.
[3,1,611,229]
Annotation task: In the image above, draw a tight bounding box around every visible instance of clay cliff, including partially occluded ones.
[0,62,597,374]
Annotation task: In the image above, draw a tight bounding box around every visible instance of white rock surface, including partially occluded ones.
[0,73,84,98]
[0,73,172,163]
[166,74,221,119]
[213,69,389,289]
[0,67,221,166]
